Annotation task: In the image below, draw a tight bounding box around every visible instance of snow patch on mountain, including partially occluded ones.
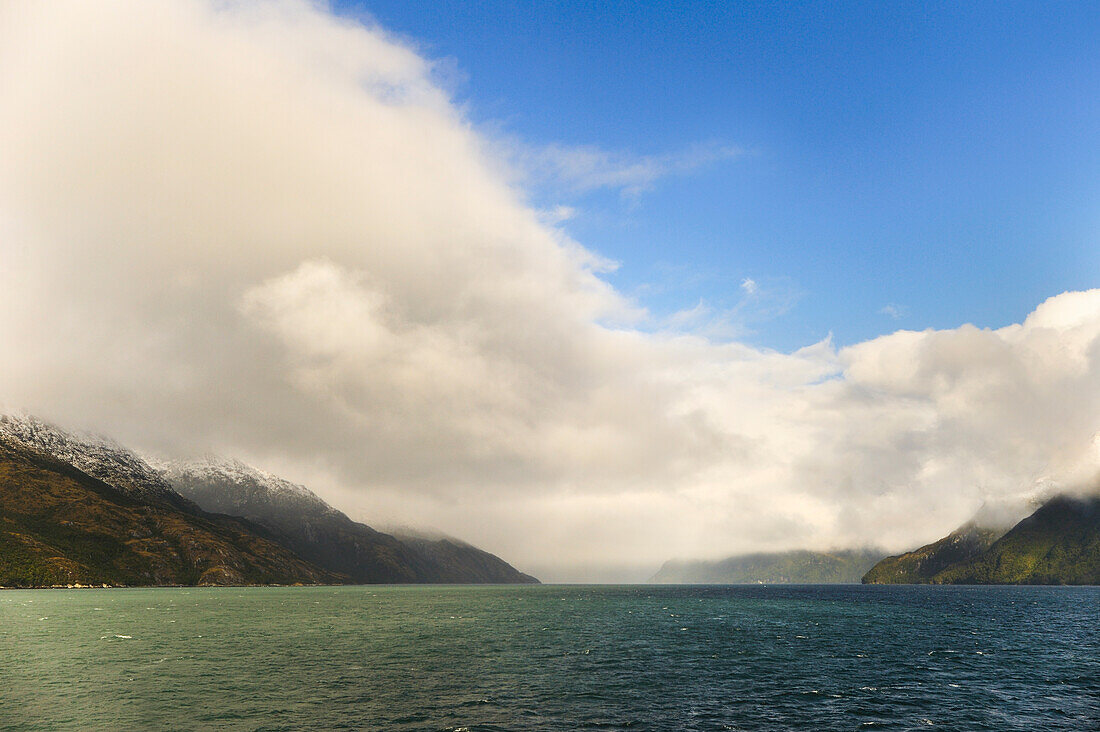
[160,455,334,513]
[0,413,183,504]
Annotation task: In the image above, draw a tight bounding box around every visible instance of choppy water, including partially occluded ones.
[1,584,1097,730]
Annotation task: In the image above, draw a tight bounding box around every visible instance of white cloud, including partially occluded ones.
[880,303,907,319]
[507,139,742,200]
[543,205,577,224]
[657,276,801,341]
[0,0,1097,581]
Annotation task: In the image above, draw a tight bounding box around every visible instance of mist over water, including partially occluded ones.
[3,585,1097,730]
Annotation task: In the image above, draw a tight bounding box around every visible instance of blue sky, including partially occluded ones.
[336,1,1100,351]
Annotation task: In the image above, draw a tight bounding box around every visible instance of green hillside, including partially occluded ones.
[934,495,1100,584]
[652,549,885,584]
[863,494,1100,585]
[862,522,1003,584]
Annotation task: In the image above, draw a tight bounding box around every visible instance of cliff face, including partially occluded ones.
[0,441,340,587]
[163,458,538,584]
[863,495,1100,585]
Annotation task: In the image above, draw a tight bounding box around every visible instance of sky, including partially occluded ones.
[0,1,1098,582]
[345,0,1100,350]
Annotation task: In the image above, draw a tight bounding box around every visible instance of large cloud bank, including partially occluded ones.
[1,1,1097,580]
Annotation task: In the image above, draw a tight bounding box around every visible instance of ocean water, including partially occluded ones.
[1,584,1097,731]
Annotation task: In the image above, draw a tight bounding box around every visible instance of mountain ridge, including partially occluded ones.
[0,439,341,587]
[650,548,885,584]
[161,456,538,584]
[861,522,1005,584]
[0,415,536,586]
[0,414,193,510]
[863,493,1100,585]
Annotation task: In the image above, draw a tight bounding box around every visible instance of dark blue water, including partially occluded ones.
[2,584,1097,730]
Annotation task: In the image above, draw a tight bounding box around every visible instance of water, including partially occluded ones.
[1,584,1097,731]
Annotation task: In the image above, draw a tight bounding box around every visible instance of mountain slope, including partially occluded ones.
[162,457,538,584]
[650,549,885,584]
[863,494,1100,585]
[0,441,340,587]
[932,495,1100,585]
[861,522,1004,584]
[0,415,192,510]
[391,530,540,584]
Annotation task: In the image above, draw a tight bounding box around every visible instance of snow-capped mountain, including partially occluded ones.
[161,455,538,584]
[159,455,340,522]
[0,414,189,508]
[0,417,341,587]
[0,414,536,584]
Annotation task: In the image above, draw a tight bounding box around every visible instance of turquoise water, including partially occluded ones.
[2,584,1097,730]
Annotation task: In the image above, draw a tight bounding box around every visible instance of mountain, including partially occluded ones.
[650,549,885,584]
[161,457,538,584]
[0,415,193,510]
[389,529,540,584]
[863,494,1100,585]
[931,495,1100,584]
[0,415,536,585]
[0,439,340,587]
[861,522,1004,584]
